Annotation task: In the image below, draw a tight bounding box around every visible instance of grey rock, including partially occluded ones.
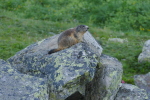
[83,31,103,57]
[85,54,123,100]
[138,40,150,62]
[7,34,60,77]
[7,31,103,100]
[7,31,102,78]
[134,72,150,99]
[108,38,128,43]
[115,84,149,100]
[47,43,99,99]
[0,59,48,100]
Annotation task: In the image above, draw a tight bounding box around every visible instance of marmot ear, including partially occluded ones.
[76,26,80,32]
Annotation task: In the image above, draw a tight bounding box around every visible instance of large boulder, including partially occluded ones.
[7,31,102,78]
[115,84,148,100]
[0,59,48,100]
[138,40,150,62]
[7,32,103,99]
[85,54,123,100]
[134,72,150,99]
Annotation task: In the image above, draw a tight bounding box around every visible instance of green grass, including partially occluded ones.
[0,0,150,84]
[89,28,150,84]
[0,9,80,59]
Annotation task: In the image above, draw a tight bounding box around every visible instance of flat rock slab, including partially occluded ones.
[0,59,48,100]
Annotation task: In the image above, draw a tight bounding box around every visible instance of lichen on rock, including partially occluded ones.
[0,59,48,100]
[85,54,123,100]
[7,32,101,100]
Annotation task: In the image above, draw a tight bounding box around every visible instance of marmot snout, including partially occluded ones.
[48,25,89,54]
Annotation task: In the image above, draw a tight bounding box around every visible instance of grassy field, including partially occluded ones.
[0,0,150,84]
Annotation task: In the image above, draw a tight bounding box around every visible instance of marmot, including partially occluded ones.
[48,25,89,54]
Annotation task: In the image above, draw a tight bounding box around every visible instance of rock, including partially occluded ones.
[8,34,60,77]
[134,72,150,99]
[138,40,150,62]
[0,59,48,100]
[83,31,103,57]
[7,31,103,99]
[7,31,102,78]
[115,83,149,100]
[85,54,123,100]
[47,42,99,99]
[108,38,128,43]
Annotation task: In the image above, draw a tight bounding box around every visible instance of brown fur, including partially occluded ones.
[48,25,89,54]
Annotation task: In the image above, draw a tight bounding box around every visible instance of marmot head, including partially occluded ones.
[76,25,89,33]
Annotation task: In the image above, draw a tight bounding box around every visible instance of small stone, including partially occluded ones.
[138,40,150,62]
[115,84,149,100]
[108,38,128,43]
